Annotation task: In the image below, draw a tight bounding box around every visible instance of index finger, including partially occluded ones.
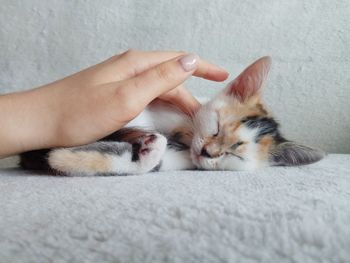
[135,50,229,81]
[82,50,229,85]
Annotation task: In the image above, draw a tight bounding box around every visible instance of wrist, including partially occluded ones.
[0,85,61,158]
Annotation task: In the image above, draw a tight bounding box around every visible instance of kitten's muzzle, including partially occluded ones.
[199,146,223,159]
[200,148,211,158]
[200,147,223,159]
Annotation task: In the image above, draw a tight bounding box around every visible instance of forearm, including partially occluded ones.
[0,85,61,158]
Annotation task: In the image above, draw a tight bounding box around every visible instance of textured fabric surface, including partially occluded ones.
[0,1,350,153]
[0,154,349,263]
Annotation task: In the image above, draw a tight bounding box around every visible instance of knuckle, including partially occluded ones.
[109,53,122,63]
[114,86,141,116]
[115,84,131,102]
[121,49,140,60]
[112,49,139,61]
[155,64,175,81]
[167,87,181,99]
[173,87,182,97]
[109,50,135,63]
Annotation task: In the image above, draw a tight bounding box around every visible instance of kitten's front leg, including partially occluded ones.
[48,134,167,176]
[158,128,196,171]
[159,148,196,171]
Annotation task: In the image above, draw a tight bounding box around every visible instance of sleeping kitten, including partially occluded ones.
[20,57,325,176]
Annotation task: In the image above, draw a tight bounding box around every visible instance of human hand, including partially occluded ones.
[0,50,228,157]
[67,50,228,115]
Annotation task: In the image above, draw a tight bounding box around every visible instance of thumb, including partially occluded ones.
[119,53,199,107]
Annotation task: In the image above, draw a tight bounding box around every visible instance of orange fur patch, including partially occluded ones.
[257,136,273,161]
[49,150,113,174]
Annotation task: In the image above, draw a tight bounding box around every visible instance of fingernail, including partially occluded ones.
[179,54,199,72]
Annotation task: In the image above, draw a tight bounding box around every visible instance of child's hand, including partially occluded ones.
[0,50,228,157]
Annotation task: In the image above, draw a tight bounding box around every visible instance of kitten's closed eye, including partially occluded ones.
[213,119,220,137]
[224,141,245,160]
[213,129,219,137]
[231,141,244,149]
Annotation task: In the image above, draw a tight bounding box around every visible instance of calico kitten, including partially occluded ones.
[20,57,325,176]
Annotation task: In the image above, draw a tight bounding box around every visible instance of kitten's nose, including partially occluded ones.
[200,147,211,158]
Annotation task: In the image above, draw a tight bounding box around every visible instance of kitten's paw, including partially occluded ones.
[132,134,167,173]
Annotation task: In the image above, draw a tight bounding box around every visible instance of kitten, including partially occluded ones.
[20,57,325,176]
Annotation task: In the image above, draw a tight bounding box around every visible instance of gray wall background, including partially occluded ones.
[0,0,349,153]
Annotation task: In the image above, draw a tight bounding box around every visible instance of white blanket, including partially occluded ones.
[0,154,349,263]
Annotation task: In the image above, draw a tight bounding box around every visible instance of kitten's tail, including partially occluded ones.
[20,149,52,171]
[47,148,115,176]
[19,148,115,176]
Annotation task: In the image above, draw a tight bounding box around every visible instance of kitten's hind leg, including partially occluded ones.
[131,133,167,173]
[48,134,167,176]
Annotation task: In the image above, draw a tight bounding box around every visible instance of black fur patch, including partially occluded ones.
[19,149,51,170]
[131,142,141,162]
[241,116,286,143]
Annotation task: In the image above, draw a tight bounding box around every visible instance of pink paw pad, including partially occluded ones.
[139,134,157,156]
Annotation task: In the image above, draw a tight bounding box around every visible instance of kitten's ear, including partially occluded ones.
[226,56,271,102]
[269,141,325,166]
